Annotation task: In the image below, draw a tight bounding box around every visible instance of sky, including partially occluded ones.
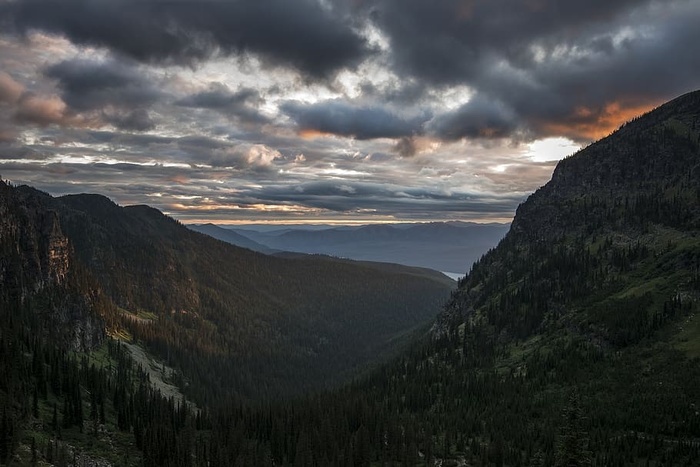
[1,0,699,225]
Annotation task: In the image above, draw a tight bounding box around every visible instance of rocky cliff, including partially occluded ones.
[0,181,105,351]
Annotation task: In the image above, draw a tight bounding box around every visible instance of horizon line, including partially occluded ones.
[178,218,514,226]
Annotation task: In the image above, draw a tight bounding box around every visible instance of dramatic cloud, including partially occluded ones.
[1,0,699,224]
[429,96,518,140]
[2,0,369,79]
[282,100,428,140]
[104,109,157,132]
[46,58,163,111]
[365,0,652,85]
[362,0,700,140]
[176,84,269,125]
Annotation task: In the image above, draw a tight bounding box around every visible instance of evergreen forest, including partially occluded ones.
[1,90,700,466]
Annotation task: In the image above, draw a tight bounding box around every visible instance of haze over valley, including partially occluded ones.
[190,221,510,275]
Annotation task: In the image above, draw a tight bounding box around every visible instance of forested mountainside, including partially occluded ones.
[0,181,454,403]
[1,90,699,466]
[196,91,700,465]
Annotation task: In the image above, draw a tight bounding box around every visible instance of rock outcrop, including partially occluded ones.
[0,180,105,351]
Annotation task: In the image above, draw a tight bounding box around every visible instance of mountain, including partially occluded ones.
[187,223,276,254]
[0,183,455,405]
[438,89,700,339]
[2,90,699,466]
[0,182,107,351]
[231,221,510,274]
[191,90,700,465]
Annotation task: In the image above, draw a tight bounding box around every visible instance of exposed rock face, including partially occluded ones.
[43,211,70,285]
[0,180,105,351]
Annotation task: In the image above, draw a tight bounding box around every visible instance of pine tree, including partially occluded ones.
[0,407,14,464]
[554,389,592,467]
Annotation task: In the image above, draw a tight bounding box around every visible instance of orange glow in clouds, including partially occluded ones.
[542,100,660,141]
[299,129,330,139]
[167,175,190,185]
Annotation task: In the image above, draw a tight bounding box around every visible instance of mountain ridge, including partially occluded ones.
[437,90,700,339]
[409,89,700,464]
[2,90,700,466]
[2,181,456,403]
[188,222,277,254]
[229,221,510,273]
[198,88,700,466]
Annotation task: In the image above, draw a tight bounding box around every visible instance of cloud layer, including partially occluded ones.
[2,0,369,78]
[1,0,699,223]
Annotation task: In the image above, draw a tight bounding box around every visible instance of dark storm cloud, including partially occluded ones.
[177,86,258,110]
[358,79,429,107]
[356,0,700,141]
[176,84,269,125]
[103,109,157,132]
[429,96,518,140]
[45,58,162,111]
[2,0,370,79]
[480,5,700,140]
[366,0,651,85]
[282,100,428,139]
[175,136,229,164]
[239,181,523,217]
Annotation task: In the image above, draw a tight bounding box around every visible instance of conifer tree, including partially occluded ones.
[554,389,592,467]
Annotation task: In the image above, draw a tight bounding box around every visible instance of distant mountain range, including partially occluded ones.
[190,221,510,275]
[188,223,277,254]
[2,89,700,467]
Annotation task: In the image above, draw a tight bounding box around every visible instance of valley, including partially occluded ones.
[190,221,509,275]
[1,90,699,465]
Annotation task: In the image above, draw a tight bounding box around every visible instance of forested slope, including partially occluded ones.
[204,90,700,465]
[2,181,454,404]
[2,90,699,466]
